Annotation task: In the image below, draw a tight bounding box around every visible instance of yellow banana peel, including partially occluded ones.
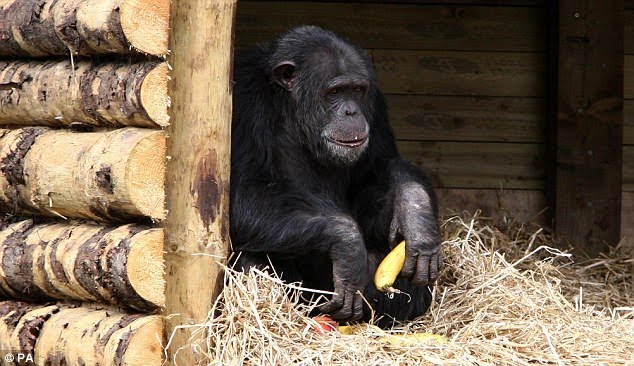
[374,241,406,294]
[378,333,448,345]
[338,324,447,345]
[338,324,372,335]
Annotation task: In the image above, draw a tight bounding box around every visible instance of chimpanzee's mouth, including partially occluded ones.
[327,135,368,148]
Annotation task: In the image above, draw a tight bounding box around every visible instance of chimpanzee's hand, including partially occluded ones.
[318,227,368,321]
[389,182,441,285]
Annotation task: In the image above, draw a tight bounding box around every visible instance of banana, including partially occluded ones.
[378,333,448,345]
[338,324,371,335]
[338,324,448,345]
[374,241,406,294]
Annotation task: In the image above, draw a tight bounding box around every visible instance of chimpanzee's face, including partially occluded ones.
[272,47,374,166]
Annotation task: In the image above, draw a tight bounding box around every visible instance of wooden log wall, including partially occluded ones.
[0,0,173,363]
[236,1,634,237]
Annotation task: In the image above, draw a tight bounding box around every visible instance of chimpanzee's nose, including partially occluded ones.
[345,108,357,116]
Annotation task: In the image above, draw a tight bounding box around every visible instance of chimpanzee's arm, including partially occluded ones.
[353,157,441,285]
[353,91,441,286]
[231,183,367,320]
[386,158,441,284]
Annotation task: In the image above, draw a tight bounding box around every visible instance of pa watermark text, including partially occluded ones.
[2,351,34,364]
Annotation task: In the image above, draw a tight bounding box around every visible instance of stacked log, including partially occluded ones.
[0,0,170,57]
[0,301,163,366]
[0,60,170,127]
[0,220,165,311]
[0,301,60,363]
[0,127,166,221]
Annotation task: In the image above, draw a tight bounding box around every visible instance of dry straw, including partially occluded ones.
[169,212,633,365]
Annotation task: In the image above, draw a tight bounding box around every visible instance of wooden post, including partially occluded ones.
[164,0,235,364]
[548,0,624,256]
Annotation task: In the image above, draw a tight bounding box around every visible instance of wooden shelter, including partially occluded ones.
[0,0,631,365]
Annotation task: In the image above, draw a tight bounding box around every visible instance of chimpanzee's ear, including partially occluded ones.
[272,61,296,91]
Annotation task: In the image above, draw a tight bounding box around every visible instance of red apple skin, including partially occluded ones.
[312,315,339,334]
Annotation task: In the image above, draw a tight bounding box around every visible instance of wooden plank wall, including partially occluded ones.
[549,0,624,255]
[624,1,634,238]
[235,1,634,235]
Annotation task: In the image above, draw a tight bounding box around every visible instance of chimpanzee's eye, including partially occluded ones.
[329,88,339,95]
[353,86,363,93]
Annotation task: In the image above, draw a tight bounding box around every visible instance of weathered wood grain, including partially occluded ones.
[0,0,169,57]
[397,141,545,189]
[437,188,548,223]
[387,95,545,142]
[625,10,634,54]
[439,188,634,240]
[304,0,546,5]
[164,0,235,364]
[625,100,634,144]
[372,50,546,97]
[548,0,623,255]
[236,2,546,52]
[626,56,634,98]
[622,146,634,191]
[387,98,632,143]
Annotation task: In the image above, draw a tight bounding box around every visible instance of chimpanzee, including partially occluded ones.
[230,26,441,327]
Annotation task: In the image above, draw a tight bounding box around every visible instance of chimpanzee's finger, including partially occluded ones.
[330,290,354,320]
[350,291,364,321]
[436,251,443,273]
[429,253,439,282]
[401,246,417,278]
[319,292,344,314]
[388,217,399,248]
[412,255,430,285]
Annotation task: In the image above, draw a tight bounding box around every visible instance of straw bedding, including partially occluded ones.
[175,213,633,365]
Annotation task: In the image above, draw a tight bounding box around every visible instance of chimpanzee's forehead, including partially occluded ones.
[303,45,372,81]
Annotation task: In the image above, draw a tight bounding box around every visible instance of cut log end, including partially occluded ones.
[120,0,170,57]
[0,61,168,127]
[141,62,170,127]
[127,130,166,220]
[0,222,164,311]
[127,229,165,308]
[0,127,166,222]
[105,315,164,366]
[33,306,163,365]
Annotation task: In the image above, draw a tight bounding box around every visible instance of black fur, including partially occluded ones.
[230,26,441,327]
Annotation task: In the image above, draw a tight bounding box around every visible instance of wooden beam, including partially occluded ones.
[439,189,633,242]
[297,0,546,5]
[437,188,548,224]
[626,56,634,97]
[625,10,634,54]
[164,0,235,364]
[388,96,545,142]
[371,50,546,97]
[398,141,545,189]
[236,2,547,52]
[548,0,624,256]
